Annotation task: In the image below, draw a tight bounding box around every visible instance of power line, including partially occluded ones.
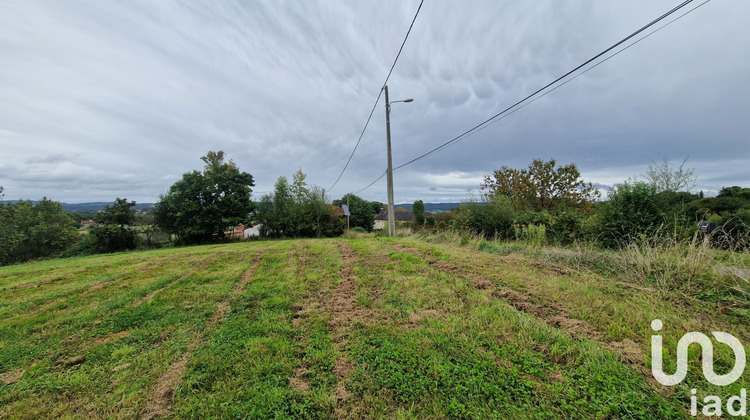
[354,170,387,195]
[448,0,712,145]
[327,0,425,192]
[389,0,698,172]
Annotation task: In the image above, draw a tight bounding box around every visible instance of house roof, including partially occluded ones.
[374,209,418,221]
[334,205,350,217]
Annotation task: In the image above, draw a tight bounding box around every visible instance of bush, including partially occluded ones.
[547,208,586,245]
[595,182,664,248]
[453,197,515,239]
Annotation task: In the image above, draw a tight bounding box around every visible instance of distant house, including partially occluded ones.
[80,219,95,228]
[333,204,350,218]
[243,224,262,238]
[373,208,430,230]
[224,225,246,238]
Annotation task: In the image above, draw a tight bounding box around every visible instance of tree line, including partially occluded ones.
[1,153,747,266]
[426,158,749,249]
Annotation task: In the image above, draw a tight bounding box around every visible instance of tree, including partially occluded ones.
[90,198,138,253]
[412,200,425,228]
[333,193,377,232]
[256,170,343,238]
[641,157,696,193]
[154,151,254,244]
[0,198,78,265]
[482,159,599,213]
[96,198,136,227]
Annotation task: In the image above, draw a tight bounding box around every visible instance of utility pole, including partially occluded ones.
[383,85,413,237]
[384,85,396,236]
[346,196,350,232]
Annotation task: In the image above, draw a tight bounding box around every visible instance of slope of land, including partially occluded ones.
[0,237,747,418]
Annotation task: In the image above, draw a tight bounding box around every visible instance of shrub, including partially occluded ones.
[547,208,586,245]
[452,197,515,239]
[595,182,664,248]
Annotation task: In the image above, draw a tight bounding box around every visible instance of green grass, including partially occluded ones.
[1,236,748,418]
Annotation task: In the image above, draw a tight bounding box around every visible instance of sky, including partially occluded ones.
[1,0,749,204]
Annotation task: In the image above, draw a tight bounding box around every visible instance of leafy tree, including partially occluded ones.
[154,151,254,244]
[95,198,136,227]
[412,200,425,228]
[256,170,343,238]
[641,157,696,193]
[333,193,377,232]
[482,158,599,213]
[717,186,750,200]
[89,198,137,253]
[306,186,344,237]
[134,213,160,247]
[0,198,78,265]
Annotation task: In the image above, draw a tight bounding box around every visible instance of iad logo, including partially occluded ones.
[651,319,747,417]
[651,319,745,386]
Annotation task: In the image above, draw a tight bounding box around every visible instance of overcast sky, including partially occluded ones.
[1,0,748,204]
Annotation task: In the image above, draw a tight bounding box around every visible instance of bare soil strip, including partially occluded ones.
[0,369,24,385]
[132,254,224,308]
[330,242,360,417]
[139,252,264,420]
[385,243,646,368]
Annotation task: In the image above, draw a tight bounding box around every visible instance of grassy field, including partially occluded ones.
[0,236,748,419]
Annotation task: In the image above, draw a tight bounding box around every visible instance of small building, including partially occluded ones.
[334,205,350,218]
[224,224,246,238]
[80,219,95,228]
[243,224,262,238]
[373,208,416,230]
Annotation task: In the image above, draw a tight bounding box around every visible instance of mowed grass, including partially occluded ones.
[0,237,746,418]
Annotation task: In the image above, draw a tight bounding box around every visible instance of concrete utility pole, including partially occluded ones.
[384,85,396,236]
[383,85,413,237]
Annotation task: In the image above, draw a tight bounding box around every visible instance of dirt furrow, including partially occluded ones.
[329,242,377,417]
[139,252,264,420]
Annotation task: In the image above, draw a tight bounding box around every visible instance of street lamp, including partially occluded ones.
[384,85,413,236]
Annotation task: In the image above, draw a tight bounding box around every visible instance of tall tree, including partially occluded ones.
[482,158,599,213]
[412,200,425,227]
[333,193,377,232]
[154,151,254,244]
[90,198,138,252]
[256,170,343,238]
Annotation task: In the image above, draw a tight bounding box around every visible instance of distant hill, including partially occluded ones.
[1,201,155,212]
[394,202,465,213]
[61,202,155,212]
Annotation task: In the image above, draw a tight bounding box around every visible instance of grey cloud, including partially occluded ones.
[1,0,748,204]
